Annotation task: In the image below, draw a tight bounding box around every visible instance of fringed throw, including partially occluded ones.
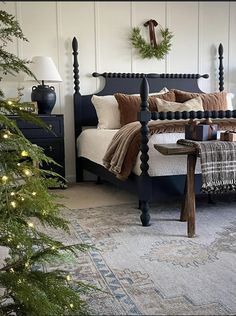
[177,139,236,193]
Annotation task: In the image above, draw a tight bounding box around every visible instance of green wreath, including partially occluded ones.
[131,27,173,60]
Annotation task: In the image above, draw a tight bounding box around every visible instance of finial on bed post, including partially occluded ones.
[138,77,152,227]
[72,37,80,94]
[218,43,224,91]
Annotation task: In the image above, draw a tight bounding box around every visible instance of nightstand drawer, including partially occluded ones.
[36,140,65,178]
[14,116,63,139]
[8,114,65,183]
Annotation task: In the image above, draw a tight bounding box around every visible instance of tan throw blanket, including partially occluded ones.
[103,119,236,181]
[177,139,236,193]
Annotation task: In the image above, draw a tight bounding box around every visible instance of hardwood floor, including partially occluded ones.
[53,181,137,209]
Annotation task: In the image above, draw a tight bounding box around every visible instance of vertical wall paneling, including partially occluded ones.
[20,1,61,114]
[0,2,19,98]
[228,1,236,107]
[1,1,236,181]
[166,2,198,75]
[130,1,133,73]
[60,2,96,182]
[132,1,166,74]
[97,2,131,73]
[56,1,62,115]
[198,1,229,93]
[60,2,96,95]
[15,2,22,59]
[165,1,168,74]
[94,2,100,92]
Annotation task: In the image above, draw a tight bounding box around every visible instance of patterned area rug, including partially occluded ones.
[49,195,236,315]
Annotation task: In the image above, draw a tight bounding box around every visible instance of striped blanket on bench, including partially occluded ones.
[177,139,236,193]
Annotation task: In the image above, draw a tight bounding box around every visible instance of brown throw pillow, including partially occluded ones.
[114,90,176,126]
[173,89,228,111]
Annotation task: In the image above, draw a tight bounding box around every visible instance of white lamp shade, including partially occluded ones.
[26,56,62,82]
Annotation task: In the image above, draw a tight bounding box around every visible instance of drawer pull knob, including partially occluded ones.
[48,124,53,130]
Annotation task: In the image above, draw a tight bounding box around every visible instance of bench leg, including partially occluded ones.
[180,178,188,222]
[186,154,197,238]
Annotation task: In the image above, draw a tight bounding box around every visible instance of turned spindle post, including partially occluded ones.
[138,77,152,226]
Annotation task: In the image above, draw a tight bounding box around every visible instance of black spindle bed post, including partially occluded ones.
[218,43,224,92]
[138,77,152,226]
[72,37,83,182]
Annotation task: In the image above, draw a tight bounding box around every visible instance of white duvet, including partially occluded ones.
[77,128,202,177]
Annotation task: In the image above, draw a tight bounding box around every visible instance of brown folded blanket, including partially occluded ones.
[103,119,236,181]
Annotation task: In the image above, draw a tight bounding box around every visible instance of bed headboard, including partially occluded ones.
[72,37,224,140]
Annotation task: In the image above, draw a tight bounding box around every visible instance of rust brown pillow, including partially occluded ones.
[173,89,228,111]
[114,90,176,126]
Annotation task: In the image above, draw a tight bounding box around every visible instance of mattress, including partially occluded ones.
[77,128,202,177]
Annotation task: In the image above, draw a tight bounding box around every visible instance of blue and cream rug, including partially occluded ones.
[51,195,236,315]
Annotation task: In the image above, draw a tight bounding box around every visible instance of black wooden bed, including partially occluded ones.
[72,37,236,226]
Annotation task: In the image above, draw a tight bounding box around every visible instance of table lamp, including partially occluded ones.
[27,56,62,114]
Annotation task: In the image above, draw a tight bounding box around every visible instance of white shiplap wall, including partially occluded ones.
[1,1,236,183]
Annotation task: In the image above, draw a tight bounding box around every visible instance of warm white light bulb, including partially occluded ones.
[3,134,8,139]
[32,191,36,196]
[21,150,28,157]
[24,169,31,176]
[28,222,34,228]
[2,176,8,182]
[10,201,16,208]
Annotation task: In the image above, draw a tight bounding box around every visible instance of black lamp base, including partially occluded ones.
[31,84,56,114]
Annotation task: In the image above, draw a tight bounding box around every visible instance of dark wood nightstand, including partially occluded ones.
[9,114,65,183]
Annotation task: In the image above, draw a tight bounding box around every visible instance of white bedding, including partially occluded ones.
[77,128,202,177]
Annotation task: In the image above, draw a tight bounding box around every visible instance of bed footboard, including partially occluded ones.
[136,43,234,227]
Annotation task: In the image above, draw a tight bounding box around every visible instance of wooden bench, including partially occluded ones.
[154,143,198,238]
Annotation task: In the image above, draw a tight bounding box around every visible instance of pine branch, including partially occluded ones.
[0,10,28,42]
[0,6,95,315]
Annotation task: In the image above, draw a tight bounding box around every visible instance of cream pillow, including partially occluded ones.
[91,87,169,129]
[149,87,169,95]
[226,92,234,110]
[156,96,204,112]
[91,95,121,129]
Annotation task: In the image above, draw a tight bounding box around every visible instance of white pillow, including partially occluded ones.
[226,92,234,110]
[91,87,169,129]
[149,87,169,96]
[91,95,121,129]
[156,96,204,112]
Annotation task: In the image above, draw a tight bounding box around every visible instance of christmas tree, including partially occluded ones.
[0,9,94,315]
